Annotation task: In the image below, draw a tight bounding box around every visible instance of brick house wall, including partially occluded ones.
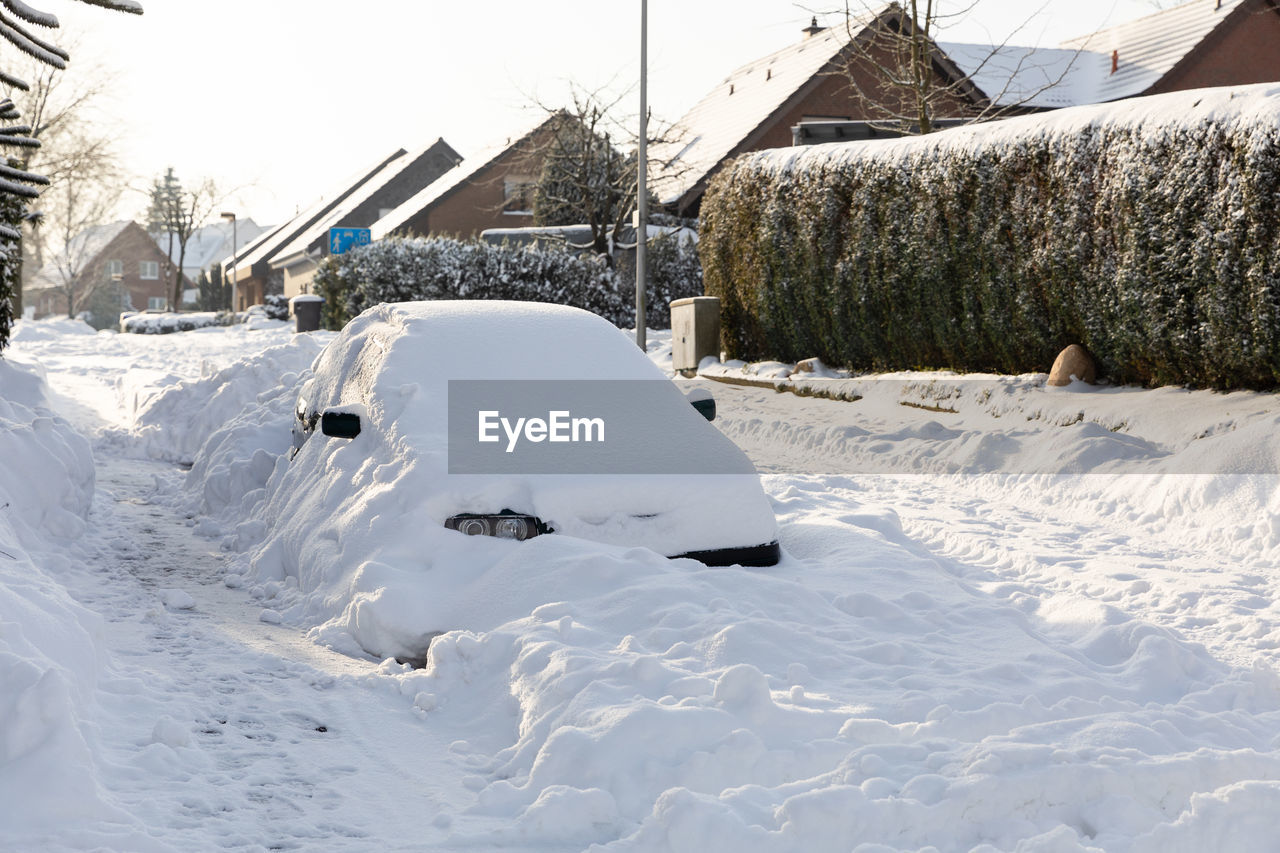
[110,222,193,311]
[344,141,462,228]
[399,128,554,238]
[1152,5,1280,93]
[29,221,192,320]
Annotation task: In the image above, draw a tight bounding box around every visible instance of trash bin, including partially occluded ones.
[290,294,325,333]
[670,296,720,375]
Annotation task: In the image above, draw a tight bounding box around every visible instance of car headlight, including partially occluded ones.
[444,511,548,541]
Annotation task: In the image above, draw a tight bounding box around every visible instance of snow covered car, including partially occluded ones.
[287,300,780,567]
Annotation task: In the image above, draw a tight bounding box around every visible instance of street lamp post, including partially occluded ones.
[636,0,648,351]
[220,211,237,313]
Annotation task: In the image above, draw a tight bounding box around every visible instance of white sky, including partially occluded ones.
[49,0,1157,226]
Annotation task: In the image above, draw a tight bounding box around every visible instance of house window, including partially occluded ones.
[503,175,537,214]
[139,260,159,279]
[147,297,167,311]
[106,259,123,277]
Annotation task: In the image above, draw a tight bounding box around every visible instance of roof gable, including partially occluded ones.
[371,115,559,240]
[948,0,1252,109]
[231,148,407,277]
[27,220,132,290]
[1061,0,1246,101]
[649,5,901,210]
[273,138,461,265]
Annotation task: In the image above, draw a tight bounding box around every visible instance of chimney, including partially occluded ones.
[1110,49,1118,75]
[802,16,824,39]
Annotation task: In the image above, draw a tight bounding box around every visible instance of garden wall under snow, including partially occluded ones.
[699,83,1280,389]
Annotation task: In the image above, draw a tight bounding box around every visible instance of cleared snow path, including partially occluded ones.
[57,454,471,850]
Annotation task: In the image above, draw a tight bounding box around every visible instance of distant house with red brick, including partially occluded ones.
[651,0,1280,217]
[25,220,191,324]
[371,115,563,241]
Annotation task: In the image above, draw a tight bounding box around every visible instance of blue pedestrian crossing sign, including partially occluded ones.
[329,227,372,255]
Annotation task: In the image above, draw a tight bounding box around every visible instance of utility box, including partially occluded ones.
[670,296,720,375]
[290,294,325,333]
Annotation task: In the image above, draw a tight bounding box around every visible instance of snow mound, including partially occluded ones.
[0,358,114,839]
[132,334,327,464]
[11,316,97,342]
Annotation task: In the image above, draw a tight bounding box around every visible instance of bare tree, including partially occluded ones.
[4,45,123,278]
[45,178,117,316]
[146,166,220,310]
[836,1,1080,134]
[0,0,141,342]
[529,86,687,257]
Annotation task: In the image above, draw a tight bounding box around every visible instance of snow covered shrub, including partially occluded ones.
[121,311,227,334]
[313,234,700,330]
[700,84,1280,389]
[616,231,703,328]
[264,293,290,321]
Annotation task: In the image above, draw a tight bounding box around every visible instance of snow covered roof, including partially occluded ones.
[649,12,884,210]
[231,149,406,279]
[1059,0,1245,102]
[652,0,1254,212]
[155,219,269,275]
[272,138,461,266]
[940,43,1097,110]
[946,0,1249,109]
[371,116,554,240]
[27,220,132,291]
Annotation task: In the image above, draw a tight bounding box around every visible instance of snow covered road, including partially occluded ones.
[7,318,1280,851]
[704,379,1280,669]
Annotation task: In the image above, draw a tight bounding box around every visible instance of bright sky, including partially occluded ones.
[51,0,1157,227]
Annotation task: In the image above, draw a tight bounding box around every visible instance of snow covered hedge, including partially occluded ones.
[121,310,236,334]
[313,235,701,331]
[700,84,1280,389]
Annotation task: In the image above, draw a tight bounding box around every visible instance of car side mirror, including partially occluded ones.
[321,410,362,439]
[685,388,716,421]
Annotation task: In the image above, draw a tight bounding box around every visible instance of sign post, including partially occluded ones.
[329,227,372,255]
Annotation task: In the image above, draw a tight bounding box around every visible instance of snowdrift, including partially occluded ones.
[0,358,115,839]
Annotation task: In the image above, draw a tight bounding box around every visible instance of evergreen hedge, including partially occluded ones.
[699,84,1280,389]
[312,235,701,331]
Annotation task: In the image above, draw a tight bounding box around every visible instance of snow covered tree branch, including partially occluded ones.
[836,0,1080,134]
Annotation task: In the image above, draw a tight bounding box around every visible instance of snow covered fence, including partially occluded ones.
[312,234,701,331]
[700,83,1280,389]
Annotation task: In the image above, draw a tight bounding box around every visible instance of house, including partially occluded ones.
[154,217,269,296]
[648,5,982,219]
[943,0,1280,112]
[25,220,192,323]
[267,138,461,298]
[371,114,563,241]
[225,149,405,310]
[651,0,1280,217]
[224,140,459,308]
